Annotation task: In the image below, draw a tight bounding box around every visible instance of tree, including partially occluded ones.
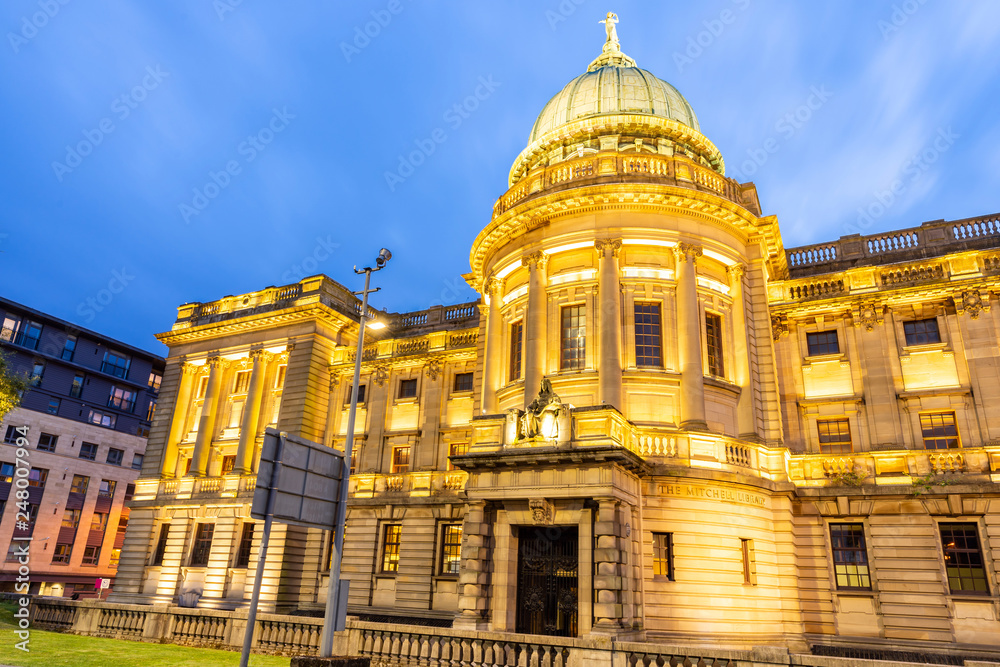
[0,351,29,421]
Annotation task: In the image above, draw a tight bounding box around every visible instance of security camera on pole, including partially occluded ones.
[319,248,392,657]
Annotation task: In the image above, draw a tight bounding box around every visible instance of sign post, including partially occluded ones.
[239,429,345,667]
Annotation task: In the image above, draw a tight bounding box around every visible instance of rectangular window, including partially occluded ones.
[227,399,245,428]
[106,448,124,466]
[4,425,19,443]
[221,455,236,475]
[151,524,170,566]
[82,545,101,566]
[61,335,77,361]
[196,376,209,398]
[37,432,57,452]
[79,442,98,461]
[830,523,871,590]
[653,532,674,580]
[108,387,137,412]
[440,524,462,575]
[13,321,42,350]
[940,523,989,594]
[62,509,81,529]
[131,453,144,471]
[70,374,84,398]
[398,378,417,399]
[148,371,162,392]
[88,410,117,429]
[147,399,157,422]
[28,468,47,488]
[448,442,468,471]
[70,474,89,495]
[52,543,72,565]
[190,523,215,567]
[817,418,852,454]
[806,330,840,356]
[31,362,44,386]
[101,350,131,378]
[635,303,663,368]
[1,315,19,342]
[903,318,941,346]
[921,412,960,450]
[235,523,255,568]
[98,479,117,499]
[274,365,287,389]
[46,398,60,415]
[705,313,725,378]
[91,512,109,532]
[0,462,13,483]
[741,538,756,585]
[391,446,411,474]
[350,383,367,404]
[380,524,402,573]
[453,372,474,393]
[509,322,523,381]
[560,305,586,370]
[108,548,121,568]
[233,370,252,394]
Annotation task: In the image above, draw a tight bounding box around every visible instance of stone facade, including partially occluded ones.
[109,31,1000,658]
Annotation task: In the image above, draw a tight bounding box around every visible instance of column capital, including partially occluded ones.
[595,238,622,258]
[179,361,199,376]
[522,251,548,270]
[249,347,268,362]
[727,263,747,285]
[673,243,703,263]
[206,355,229,370]
[486,276,503,297]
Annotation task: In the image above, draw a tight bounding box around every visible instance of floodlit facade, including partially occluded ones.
[0,297,164,597]
[110,30,1000,656]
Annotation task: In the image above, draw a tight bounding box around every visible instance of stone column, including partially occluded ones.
[728,264,756,438]
[161,362,196,478]
[674,243,707,430]
[235,349,268,474]
[191,356,226,477]
[591,498,625,635]
[523,251,549,408]
[454,501,490,630]
[481,278,504,414]
[596,239,623,410]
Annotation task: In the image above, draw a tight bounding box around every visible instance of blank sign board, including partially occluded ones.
[251,429,345,529]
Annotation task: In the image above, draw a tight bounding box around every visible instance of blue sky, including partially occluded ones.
[1,1,999,355]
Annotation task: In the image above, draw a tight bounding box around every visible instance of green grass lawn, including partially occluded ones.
[0,601,290,667]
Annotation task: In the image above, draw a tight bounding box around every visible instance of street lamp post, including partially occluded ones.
[319,248,391,657]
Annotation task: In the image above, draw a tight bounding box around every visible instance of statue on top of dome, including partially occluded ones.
[600,12,620,52]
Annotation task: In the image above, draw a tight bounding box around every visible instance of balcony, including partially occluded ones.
[0,327,40,350]
[790,445,1000,488]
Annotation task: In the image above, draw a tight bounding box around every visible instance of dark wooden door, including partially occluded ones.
[516,526,578,636]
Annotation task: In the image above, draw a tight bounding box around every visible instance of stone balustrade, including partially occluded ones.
[334,326,479,366]
[784,212,1000,277]
[492,152,751,219]
[789,445,1000,487]
[349,470,469,499]
[31,599,999,666]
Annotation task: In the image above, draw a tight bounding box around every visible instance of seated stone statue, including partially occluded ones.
[520,378,563,440]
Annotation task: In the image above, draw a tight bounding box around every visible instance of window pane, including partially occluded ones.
[509,322,523,381]
[453,372,474,392]
[635,303,663,368]
[920,412,960,450]
[560,305,586,370]
[903,318,941,346]
[398,379,417,399]
[190,523,216,566]
[440,524,462,574]
[806,330,840,356]
[381,524,402,573]
[830,524,871,590]
[940,523,989,594]
[653,532,673,579]
[706,313,724,377]
[817,419,852,454]
[391,446,410,474]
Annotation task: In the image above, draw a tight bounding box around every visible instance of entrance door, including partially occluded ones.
[516,526,578,636]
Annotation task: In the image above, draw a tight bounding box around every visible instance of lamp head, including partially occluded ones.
[376,248,392,268]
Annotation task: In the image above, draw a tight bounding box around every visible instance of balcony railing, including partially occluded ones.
[0,327,40,350]
[785,212,1000,275]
